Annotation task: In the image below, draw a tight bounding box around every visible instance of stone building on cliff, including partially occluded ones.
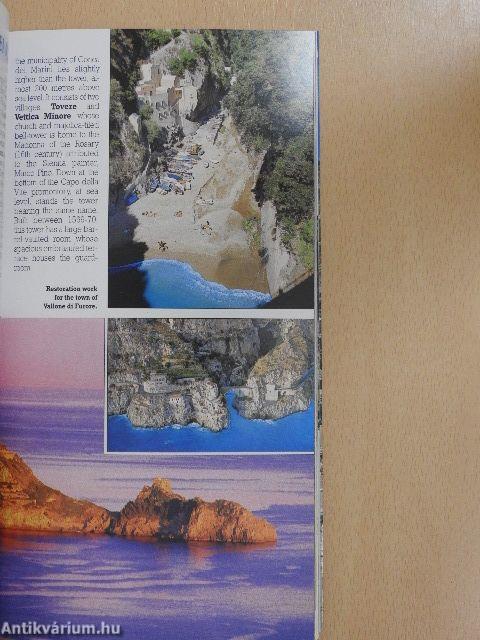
[135,59,199,124]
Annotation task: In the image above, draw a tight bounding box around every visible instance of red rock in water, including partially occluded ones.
[113,476,277,544]
[0,444,276,545]
[0,443,113,534]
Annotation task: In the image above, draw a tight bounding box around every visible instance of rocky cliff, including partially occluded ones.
[107,319,228,430]
[0,444,113,534]
[0,444,276,545]
[149,32,226,126]
[260,200,308,298]
[108,319,314,429]
[113,477,276,543]
[109,30,227,207]
[232,320,314,420]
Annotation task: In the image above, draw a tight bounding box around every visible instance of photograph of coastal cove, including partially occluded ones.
[0,319,316,640]
[108,29,317,308]
[107,318,315,452]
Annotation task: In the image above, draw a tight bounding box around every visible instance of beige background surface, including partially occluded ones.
[5,2,480,639]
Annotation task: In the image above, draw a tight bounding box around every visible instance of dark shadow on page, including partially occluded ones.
[108,196,149,308]
[261,275,314,309]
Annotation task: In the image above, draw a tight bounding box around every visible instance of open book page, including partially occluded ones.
[0,25,321,640]
[0,29,317,318]
[0,29,109,316]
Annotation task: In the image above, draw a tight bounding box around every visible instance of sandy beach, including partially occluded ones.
[110,114,270,293]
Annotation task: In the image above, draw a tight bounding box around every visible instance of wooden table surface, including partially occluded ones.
[5,2,480,638]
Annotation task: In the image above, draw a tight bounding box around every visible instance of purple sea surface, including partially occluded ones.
[0,389,316,640]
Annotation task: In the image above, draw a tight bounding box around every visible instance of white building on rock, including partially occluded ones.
[168,393,185,408]
[143,374,173,394]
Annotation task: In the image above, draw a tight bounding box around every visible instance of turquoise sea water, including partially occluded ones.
[109,259,271,308]
[107,391,314,453]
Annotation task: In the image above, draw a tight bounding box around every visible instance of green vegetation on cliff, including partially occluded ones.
[167,31,229,89]
[165,35,210,77]
[168,48,198,75]
[109,30,150,198]
[265,130,314,227]
[226,31,313,150]
[110,29,149,112]
[138,103,168,152]
[265,129,315,266]
[109,29,315,270]
[109,29,228,199]
[224,31,316,266]
[297,217,315,271]
[146,29,181,49]
[110,78,147,197]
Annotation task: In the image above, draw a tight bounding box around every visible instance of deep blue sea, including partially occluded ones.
[0,389,316,640]
[108,390,314,453]
[109,259,271,308]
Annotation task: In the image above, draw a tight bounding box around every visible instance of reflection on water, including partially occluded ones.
[0,502,313,640]
[0,390,315,640]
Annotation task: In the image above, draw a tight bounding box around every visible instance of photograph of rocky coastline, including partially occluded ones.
[0,444,276,544]
[0,318,316,640]
[108,29,317,308]
[107,318,315,452]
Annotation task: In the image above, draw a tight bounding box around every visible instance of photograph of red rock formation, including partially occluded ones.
[0,444,276,544]
[0,318,316,640]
